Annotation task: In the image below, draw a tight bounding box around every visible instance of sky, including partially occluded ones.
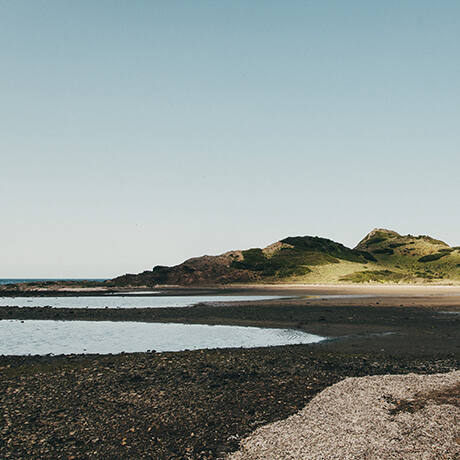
[1,1,459,278]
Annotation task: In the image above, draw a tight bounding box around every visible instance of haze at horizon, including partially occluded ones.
[1,1,459,277]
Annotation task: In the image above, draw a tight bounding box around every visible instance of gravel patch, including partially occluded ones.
[229,371,460,460]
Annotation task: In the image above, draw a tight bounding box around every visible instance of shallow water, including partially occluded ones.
[0,320,325,355]
[0,295,286,309]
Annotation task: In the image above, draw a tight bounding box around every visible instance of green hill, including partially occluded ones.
[348,228,460,283]
[110,229,460,286]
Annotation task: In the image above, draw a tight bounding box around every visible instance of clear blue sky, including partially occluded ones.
[1,1,459,277]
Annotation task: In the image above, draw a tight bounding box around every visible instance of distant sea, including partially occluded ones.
[0,279,107,285]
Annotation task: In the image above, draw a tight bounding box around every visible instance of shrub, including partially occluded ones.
[281,236,368,263]
[418,252,448,263]
[355,251,377,262]
[232,247,314,279]
[372,248,394,255]
[388,242,406,248]
[366,237,386,245]
[232,248,267,270]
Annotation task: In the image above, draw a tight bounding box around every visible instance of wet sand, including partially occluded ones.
[0,288,459,458]
[2,282,460,297]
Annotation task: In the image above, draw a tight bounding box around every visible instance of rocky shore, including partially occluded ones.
[1,346,458,459]
[1,296,459,355]
[0,293,459,458]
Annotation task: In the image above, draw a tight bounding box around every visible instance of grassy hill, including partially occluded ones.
[347,228,460,283]
[110,229,460,286]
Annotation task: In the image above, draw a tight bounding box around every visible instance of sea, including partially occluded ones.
[0,279,107,285]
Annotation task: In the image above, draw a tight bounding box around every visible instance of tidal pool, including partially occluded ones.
[0,320,325,355]
[0,294,287,309]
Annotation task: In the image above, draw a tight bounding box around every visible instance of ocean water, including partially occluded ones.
[0,295,287,308]
[0,320,325,355]
[0,279,106,285]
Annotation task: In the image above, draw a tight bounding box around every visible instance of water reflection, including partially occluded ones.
[0,295,287,309]
[0,320,325,355]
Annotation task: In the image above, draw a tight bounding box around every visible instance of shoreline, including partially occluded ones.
[1,293,459,458]
[1,294,459,356]
[1,345,458,458]
[2,283,460,297]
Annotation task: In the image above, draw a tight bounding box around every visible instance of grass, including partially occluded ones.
[231,237,377,282]
[340,270,407,283]
[352,230,460,282]
[228,232,460,284]
[288,260,380,284]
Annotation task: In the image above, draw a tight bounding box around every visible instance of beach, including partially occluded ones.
[0,286,459,458]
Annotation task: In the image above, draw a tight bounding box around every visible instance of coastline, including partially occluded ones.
[1,294,459,356]
[1,290,459,458]
[2,282,460,296]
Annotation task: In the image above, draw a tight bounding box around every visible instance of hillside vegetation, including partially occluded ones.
[110,229,460,286]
